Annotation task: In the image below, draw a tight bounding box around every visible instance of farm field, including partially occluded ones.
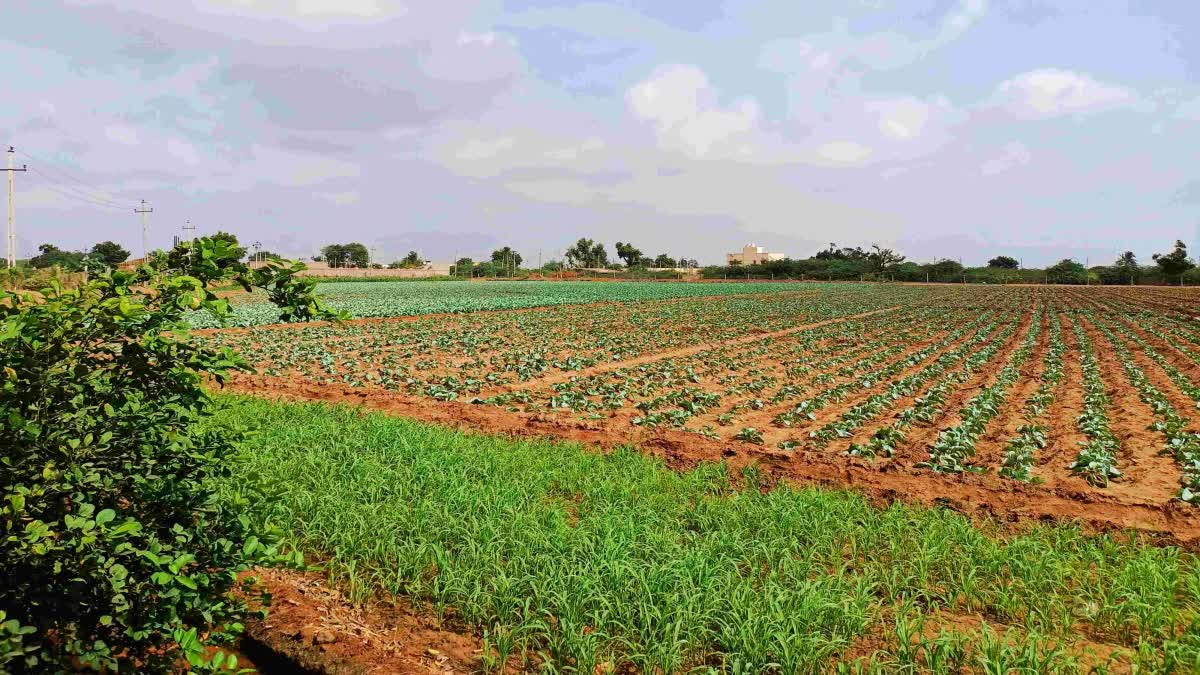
[211,396,1200,673]
[189,279,814,327]
[204,282,1200,540]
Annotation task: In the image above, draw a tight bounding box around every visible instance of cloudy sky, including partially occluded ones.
[2,0,1197,266]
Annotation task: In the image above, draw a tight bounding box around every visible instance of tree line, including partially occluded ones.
[702,240,1198,286]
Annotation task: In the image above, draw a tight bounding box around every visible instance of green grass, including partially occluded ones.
[214,396,1200,673]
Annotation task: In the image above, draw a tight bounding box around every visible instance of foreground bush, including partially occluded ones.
[0,238,341,672]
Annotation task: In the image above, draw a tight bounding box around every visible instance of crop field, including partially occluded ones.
[204,282,1200,539]
[189,279,810,327]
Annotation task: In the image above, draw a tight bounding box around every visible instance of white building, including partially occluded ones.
[726,243,786,266]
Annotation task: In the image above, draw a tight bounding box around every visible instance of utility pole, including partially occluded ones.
[182,220,195,263]
[5,147,28,268]
[252,241,262,265]
[135,200,154,260]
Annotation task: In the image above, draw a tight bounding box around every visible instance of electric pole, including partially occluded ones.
[135,200,154,260]
[182,220,196,263]
[5,147,28,268]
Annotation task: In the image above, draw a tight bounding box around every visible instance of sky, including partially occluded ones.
[1,0,1198,266]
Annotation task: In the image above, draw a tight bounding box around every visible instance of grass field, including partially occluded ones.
[198,280,1200,671]
[215,396,1200,673]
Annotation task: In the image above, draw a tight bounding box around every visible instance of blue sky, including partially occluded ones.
[1,0,1197,266]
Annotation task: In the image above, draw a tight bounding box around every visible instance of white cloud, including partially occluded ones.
[993,69,1137,119]
[200,0,396,19]
[105,125,139,146]
[286,157,359,185]
[166,138,200,165]
[867,98,933,140]
[628,65,761,158]
[980,141,1031,175]
[317,190,360,205]
[455,137,516,161]
[544,137,604,160]
[817,141,873,164]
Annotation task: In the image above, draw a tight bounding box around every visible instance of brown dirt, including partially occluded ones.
[1077,315,1181,505]
[222,373,1200,546]
[241,569,502,674]
[1032,313,1088,488]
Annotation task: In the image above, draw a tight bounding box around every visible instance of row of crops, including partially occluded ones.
[189,280,847,327]
[208,283,1200,504]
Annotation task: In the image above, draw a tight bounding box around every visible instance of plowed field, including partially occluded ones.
[201,283,1200,542]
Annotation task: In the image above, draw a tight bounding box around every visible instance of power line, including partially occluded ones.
[15,147,137,210]
[25,165,133,210]
[26,168,130,212]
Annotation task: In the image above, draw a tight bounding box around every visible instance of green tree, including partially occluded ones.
[1153,240,1194,285]
[491,247,522,276]
[988,255,1020,269]
[28,244,84,271]
[88,241,131,268]
[1113,251,1139,285]
[321,242,369,268]
[401,250,423,268]
[209,231,246,261]
[615,242,644,268]
[453,257,474,276]
[653,254,676,268]
[868,245,905,274]
[1,238,342,672]
[1045,258,1087,285]
[565,238,608,268]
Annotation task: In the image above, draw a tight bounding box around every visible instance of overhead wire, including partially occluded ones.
[15,148,138,210]
[25,167,131,212]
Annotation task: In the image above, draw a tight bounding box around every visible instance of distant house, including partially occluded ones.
[726,243,785,266]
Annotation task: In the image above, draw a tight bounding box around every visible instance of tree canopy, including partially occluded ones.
[565,238,609,268]
[988,256,1020,269]
[1153,240,1195,283]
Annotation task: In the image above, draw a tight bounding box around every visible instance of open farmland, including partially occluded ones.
[189,279,811,327]
[204,282,1200,541]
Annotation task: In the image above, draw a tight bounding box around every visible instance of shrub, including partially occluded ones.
[1,237,343,672]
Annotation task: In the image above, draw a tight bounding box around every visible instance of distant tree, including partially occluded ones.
[1153,240,1194,285]
[988,255,1020,269]
[28,244,84,271]
[87,241,130,268]
[253,250,284,262]
[868,245,905,274]
[615,242,644,268]
[491,247,522,276]
[401,250,423,268]
[653,254,676,268]
[453,257,474,276]
[565,238,608,268]
[1112,251,1139,285]
[815,243,869,261]
[1045,258,1087,285]
[321,242,369,268]
[209,231,247,260]
[474,261,498,277]
[925,259,965,282]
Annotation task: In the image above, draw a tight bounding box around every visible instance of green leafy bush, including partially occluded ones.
[1,237,342,672]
